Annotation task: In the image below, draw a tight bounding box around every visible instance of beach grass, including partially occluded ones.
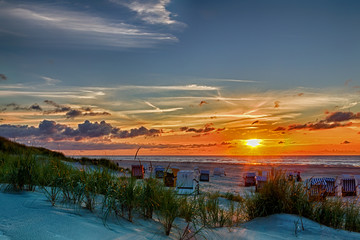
[1,146,360,237]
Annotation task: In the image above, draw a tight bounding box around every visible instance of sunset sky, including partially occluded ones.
[1,0,360,156]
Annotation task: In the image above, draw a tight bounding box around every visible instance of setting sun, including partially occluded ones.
[245,139,262,148]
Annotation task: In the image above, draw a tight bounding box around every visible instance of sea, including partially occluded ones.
[77,155,360,168]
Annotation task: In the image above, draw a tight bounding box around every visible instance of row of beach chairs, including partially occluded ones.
[307,175,360,200]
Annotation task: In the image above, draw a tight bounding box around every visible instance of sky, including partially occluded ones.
[1,0,360,156]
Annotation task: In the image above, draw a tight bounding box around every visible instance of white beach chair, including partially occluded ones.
[355,175,360,196]
[323,177,336,196]
[255,175,267,192]
[176,170,199,195]
[308,178,327,201]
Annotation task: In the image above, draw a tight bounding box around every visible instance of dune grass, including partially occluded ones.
[1,150,360,237]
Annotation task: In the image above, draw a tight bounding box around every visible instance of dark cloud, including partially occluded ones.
[83,111,111,117]
[199,100,208,106]
[0,74,7,81]
[29,104,42,111]
[252,120,259,125]
[44,100,111,118]
[44,100,71,113]
[288,121,351,131]
[341,140,350,144]
[273,126,286,131]
[0,120,160,140]
[325,111,360,122]
[66,109,83,119]
[297,93,304,96]
[2,103,42,111]
[274,101,280,108]
[278,141,284,144]
[180,123,215,133]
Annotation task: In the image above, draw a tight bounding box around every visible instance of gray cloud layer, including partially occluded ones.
[0,120,161,141]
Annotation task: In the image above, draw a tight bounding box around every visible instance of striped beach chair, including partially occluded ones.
[308,178,327,201]
[199,170,210,182]
[323,178,336,196]
[342,177,356,197]
[255,176,267,192]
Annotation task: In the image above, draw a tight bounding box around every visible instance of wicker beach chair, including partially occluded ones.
[323,177,336,196]
[199,170,210,182]
[355,175,360,196]
[308,178,327,201]
[155,166,165,178]
[342,177,356,197]
[243,172,256,187]
[255,175,267,192]
[176,170,199,195]
[131,165,144,179]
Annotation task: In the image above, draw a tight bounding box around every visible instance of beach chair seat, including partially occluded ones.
[342,178,356,197]
[176,170,199,195]
[255,175,267,192]
[243,172,256,187]
[131,165,144,179]
[323,178,336,196]
[199,170,210,182]
[308,178,327,201]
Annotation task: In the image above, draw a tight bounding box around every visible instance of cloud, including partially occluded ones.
[0,120,161,141]
[112,0,184,26]
[274,101,280,108]
[0,2,178,49]
[179,123,224,134]
[44,100,111,118]
[341,140,350,144]
[297,93,304,96]
[0,74,7,81]
[278,141,284,144]
[199,100,208,106]
[41,76,61,85]
[273,126,286,131]
[288,121,351,131]
[1,103,42,111]
[325,111,360,122]
[252,120,259,125]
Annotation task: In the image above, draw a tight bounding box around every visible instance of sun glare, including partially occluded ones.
[245,139,262,147]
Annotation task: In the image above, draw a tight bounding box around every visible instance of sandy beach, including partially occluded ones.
[113,160,360,195]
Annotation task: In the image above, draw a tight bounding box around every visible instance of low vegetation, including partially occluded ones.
[1,137,360,237]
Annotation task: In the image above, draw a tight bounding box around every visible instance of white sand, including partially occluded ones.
[1,190,360,240]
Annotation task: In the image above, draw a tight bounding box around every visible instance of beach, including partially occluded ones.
[112,159,360,195]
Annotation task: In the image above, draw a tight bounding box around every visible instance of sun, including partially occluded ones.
[245,139,262,147]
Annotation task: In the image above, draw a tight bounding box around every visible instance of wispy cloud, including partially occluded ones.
[41,76,61,85]
[111,0,184,26]
[0,2,178,48]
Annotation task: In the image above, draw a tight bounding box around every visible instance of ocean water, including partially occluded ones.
[79,155,360,168]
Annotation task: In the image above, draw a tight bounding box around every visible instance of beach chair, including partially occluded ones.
[355,175,360,196]
[131,165,144,179]
[176,170,199,195]
[255,176,267,192]
[341,177,356,197]
[164,168,176,187]
[199,170,210,182]
[155,166,165,178]
[213,168,226,176]
[308,178,327,201]
[323,178,336,196]
[243,172,256,187]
